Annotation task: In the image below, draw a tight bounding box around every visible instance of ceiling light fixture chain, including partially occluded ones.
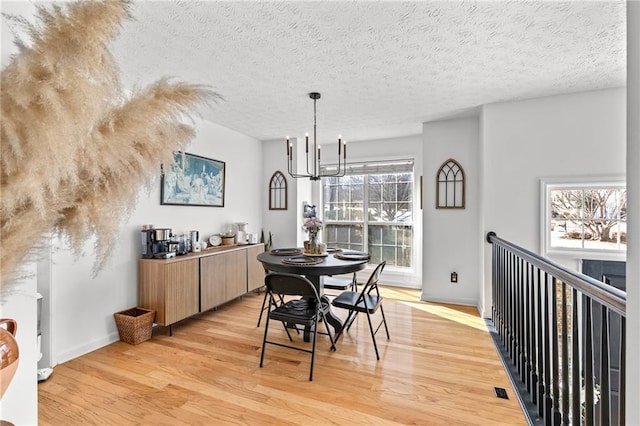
[286,92,346,181]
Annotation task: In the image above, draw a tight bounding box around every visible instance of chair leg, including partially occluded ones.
[379,305,390,339]
[281,322,294,341]
[256,290,269,327]
[365,311,380,360]
[321,314,336,351]
[259,311,271,367]
[258,292,288,328]
[309,318,318,381]
[345,310,358,331]
[334,309,356,342]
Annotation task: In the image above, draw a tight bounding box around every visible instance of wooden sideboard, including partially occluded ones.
[138,243,265,328]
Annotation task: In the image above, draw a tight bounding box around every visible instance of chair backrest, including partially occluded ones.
[264,272,321,301]
[361,261,386,297]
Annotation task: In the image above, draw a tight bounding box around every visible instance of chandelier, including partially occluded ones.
[286,92,346,181]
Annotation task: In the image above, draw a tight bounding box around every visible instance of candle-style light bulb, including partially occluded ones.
[343,141,347,159]
[338,135,342,155]
[305,133,309,153]
[286,137,289,156]
[317,146,321,160]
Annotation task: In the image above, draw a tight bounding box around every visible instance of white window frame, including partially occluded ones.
[540,176,627,261]
[320,159,418,277]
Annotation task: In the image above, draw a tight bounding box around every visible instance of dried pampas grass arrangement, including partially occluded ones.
[1,0,219,293]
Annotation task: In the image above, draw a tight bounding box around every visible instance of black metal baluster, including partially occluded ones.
[536,268,544,413]
[561,282,569,424]
[571,288,580,425]
[525,262,533,394]
[509,252,515,361]
[584,296,594,426]
[492,242,497,327]
[502,246,507,343]
[619,316,625,425]
[514,253,520,365]
[519,258,526,383]
[600,305,610,425]
[544,273,553,425]
[552,277,561,424]
[518,259,527,382]
[505,251,511,358]
[499,246,506,344]
[516,257,523,376]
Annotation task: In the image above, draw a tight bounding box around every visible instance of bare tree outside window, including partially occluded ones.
[550,188,627,251]
[323,171,413,268]
[368,173,413,223]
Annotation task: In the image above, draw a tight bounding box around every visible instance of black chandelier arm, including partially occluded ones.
[285,91,348,181]
[287,160,345,180]
[315,155,346,178]
[287,140,346,180]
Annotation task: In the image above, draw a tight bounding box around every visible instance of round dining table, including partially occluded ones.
[256,250,368,336]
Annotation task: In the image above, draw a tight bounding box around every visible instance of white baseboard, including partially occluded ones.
[419,293,479,308]
[56,332,120,365]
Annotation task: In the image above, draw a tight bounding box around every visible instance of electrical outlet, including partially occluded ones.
[450,272,458,283]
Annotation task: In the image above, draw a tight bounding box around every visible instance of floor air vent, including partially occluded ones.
[494,387,509,399]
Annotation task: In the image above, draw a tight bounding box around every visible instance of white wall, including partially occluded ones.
[1,2,40,424]
[0,269,38,426]
[262,138,300,248]
[422,117,481,306]
[480,88,627,316]
[626,2,640,422]
[50,118,263,363]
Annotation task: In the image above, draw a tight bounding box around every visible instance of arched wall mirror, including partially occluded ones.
[269,171,288,210]
[436,159,465,209]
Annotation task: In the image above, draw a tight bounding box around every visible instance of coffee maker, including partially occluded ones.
[141,227,175,259]
[141,229,155,259]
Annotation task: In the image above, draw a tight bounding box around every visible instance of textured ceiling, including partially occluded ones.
[28,1,635,143]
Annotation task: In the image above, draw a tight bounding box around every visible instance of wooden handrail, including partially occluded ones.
[486,232,626,316]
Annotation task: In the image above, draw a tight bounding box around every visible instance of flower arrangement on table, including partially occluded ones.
[303,217,323,254]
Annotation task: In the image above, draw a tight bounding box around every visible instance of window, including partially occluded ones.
[436,158,465,209]
[269,171,287,210]
[322,160,414,268]
[543,180,626,254]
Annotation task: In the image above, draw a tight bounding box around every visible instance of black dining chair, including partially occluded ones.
[331,261,389,360]
[259,272,336,381]
[323,271,358,294]
[256,268,284,327]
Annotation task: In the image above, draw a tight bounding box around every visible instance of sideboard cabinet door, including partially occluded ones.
[200,249,248,311]
[247,244,266,292]
[164,260,200,325]
[225,249,247,300]
[138,258,199,326]
[200,254,226,311]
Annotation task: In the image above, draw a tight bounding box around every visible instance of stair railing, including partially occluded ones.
[486,232,626,425]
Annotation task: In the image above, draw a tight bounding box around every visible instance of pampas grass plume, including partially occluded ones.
[1,0,220,293]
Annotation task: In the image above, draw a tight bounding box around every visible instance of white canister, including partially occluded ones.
[236,230,246,244]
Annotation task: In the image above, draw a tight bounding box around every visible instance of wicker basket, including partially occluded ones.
[114,307,155,345]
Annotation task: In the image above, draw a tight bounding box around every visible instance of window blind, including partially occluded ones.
[320,159,414,176]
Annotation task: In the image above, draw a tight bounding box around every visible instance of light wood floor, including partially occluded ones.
[39,287,526,425]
